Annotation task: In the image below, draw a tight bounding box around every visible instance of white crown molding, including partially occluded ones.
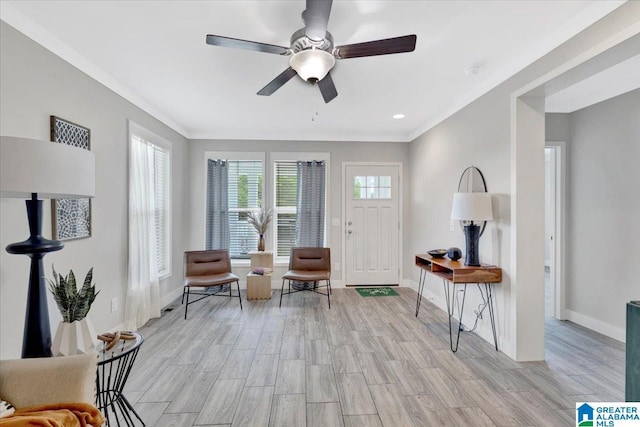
[0,2,189,139]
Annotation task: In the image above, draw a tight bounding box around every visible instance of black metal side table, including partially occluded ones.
[96,331,145,426]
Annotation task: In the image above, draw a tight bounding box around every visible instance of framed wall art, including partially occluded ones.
[50,116,92,240]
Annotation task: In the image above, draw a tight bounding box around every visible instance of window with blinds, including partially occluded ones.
[228,160,263,259]
[274,161,297,257]
[131,133,171,277]
[153,145,170,276]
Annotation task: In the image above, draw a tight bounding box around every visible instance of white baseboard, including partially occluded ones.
[161,287,184,308]
[564,309,625,343]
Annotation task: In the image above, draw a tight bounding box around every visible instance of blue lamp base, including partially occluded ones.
[5,194,63,358]
[463,224,481,266]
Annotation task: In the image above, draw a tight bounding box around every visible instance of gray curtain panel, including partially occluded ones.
[206,159,230,250]
[296,160,326,247]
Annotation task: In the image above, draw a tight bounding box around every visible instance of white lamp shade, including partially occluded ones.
[289,49,335,81]
[451,192,493,221]
[0,136,95,199]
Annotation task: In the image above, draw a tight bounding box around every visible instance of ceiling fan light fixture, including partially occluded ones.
[289,49,335,82]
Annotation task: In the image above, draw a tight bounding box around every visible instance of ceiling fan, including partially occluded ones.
[205,0,417,103]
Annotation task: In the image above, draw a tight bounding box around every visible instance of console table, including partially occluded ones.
[415,254,502,352]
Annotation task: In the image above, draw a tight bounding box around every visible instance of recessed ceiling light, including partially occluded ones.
[393,114,405,119]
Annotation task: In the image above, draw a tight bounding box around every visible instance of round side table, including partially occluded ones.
[96,331,145,426]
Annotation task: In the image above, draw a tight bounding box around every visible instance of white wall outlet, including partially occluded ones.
[450,220,455,232]
[331,218,341,227]
[111,298,118,313]
[335,262,341,271]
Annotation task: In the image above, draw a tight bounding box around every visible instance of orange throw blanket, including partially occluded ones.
[0,402,105,427]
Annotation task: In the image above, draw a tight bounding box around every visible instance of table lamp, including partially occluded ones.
[451,192,493,266]
[0,136,95,358]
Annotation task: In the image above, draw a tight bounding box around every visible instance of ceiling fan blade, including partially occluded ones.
[304,0,333,41]
[206,34,291,56]
[334,34,417,59]
[257,67,298,96]
[317,72,338,103]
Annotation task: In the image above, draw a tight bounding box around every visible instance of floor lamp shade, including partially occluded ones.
[451,192,493,266]
[1,136,95,358]
[0,136,95,198]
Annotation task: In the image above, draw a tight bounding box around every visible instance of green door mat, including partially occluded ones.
[355,287,399,297]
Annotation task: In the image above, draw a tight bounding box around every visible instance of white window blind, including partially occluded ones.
[153,145,170,275]
[228,160,263,259]
[274,161,297,257]
[131,133,170,276]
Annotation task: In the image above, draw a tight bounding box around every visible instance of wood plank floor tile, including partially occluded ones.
[358,352,394,385]
[343,414,383,427]
[335,372,376,415]
[155,413,198,427]
[274,359,306,394]
[306,365,339,403]
[420,367,474,408]
[269,394,306,427]
[232,386,274,426]
[166,370,219,413]
[138,364,192,402]
[330,345,361,374]
[280,335,305,359]
[218,349,255,380]
[385,359,433,396]
[256,331,283,355]
[246,353,279,387]
[195,378,245,425]
[368,383,416,427]
[305,338,332,365]
[307,402,344,427]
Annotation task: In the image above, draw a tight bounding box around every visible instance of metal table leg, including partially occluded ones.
[478,282,499,351]
[415,268,426,317]
[443,280,467,353]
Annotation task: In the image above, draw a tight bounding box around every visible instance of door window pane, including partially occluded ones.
[353,175,391,199]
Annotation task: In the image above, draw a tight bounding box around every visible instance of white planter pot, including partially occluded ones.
[51,318,97,356]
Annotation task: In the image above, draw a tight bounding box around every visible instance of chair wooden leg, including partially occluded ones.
[236,281,243,310]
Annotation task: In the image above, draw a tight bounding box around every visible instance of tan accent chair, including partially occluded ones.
[280,247,331,308]
[182,249,242,319]
[0,352,98,407]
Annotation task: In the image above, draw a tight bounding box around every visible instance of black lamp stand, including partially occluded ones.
[463,222,482,266]
[5,193,64,358]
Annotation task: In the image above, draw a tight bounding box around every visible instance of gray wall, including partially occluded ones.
[0,22,189,359]
[407,4,640,358]
[547,89,640,336]
[187,139,411,284]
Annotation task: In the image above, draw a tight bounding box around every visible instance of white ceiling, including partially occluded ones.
[0,1,626,142]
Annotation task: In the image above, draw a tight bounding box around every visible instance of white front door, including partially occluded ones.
[344,164,400,285]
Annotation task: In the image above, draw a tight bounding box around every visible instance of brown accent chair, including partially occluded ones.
[182,249,242,319]
[280,247,331,308]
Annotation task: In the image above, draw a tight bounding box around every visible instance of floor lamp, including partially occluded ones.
[0,136,95,358]
[451,192,493,266]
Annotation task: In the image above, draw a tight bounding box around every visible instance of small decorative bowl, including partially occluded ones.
[427,249,448,258]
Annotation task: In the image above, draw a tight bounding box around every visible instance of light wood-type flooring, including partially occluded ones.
[123,287,625,426]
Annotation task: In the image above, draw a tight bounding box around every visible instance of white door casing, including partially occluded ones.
[344,163,401,285]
